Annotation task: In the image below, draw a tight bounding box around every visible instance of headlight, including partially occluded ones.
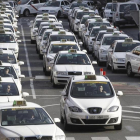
[84,72,93,75]
[47,57,53,62]
[100,49,106,54]
[69,106,82,112]
[56,71,67,75]
[55,135,66,140]
[50,10,56,13]
[7,138,20,140]
[115,58,125,62]
[108,106,119,112]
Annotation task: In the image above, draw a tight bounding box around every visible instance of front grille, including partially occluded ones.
[87,107,102,114]
[58,80,67,83]
[24,136,52,140]
[117,66,125,68]
[68,72,82,75]
[82,119,108,124]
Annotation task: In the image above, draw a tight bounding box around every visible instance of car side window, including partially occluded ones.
[61,1,65,6]
[133,46,140,55]
[40,0,47,3]
[64,1,69,5]
[31,0,39,4]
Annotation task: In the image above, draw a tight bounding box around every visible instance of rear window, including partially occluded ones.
[120,4,137,12]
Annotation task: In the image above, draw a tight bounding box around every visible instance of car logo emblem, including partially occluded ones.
[93,109,97,112]
[36,135,42,139]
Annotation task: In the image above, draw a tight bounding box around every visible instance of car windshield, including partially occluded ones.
[90,28,102,37]
[88,22,111,31]
[56,54,90,65]
[102,36,127,45]
[0,66,17,79]
[44,1,60,7]
[70,3,88,9]
[0,83,19,96]
[106,4,112,9]
[0,34,15,43]
[96,32,111,41]
[50,35,76,42]
[49,44,79,53]
[4,25,14,33]
[71,81,114,98]
[76,12,94,20]
[43,32,51,40]
[120,4,137,12]
[1,108,53,126]
[115,42,140,52]
[0,54,16,64]
[81,17,100,24]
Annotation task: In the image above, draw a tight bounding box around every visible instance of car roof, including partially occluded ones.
[58,50,85,54]
[50,41,77,45]
[103,34,128,37]
[0,102,41,109]
[72,75,110,82]
[0,77,15,83]
[51,31,74,35]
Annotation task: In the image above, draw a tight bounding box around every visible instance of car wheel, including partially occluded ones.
[127,63,134,77]
[24,9,30,17]
[31,39,34,44]
[39,54,43,60]
[57,11,61,18]
[60,111,64,124]
[52,77,57,87]
[106,60,110,70]
[97,55,101,66]
[114,119,122,130]
[64,112,70,131]
[111,61,116,73]
[45,67,50,76]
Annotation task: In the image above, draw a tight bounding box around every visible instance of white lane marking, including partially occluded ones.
[30,79,36,99]
[123,115,140,119]
[123,119,140,122]
[125,137,140,140]
[66,137,75,140]
[28,95,60,96]
[125,95,140,96]
[35,75,50,80]
[125,126,136,132]
[39,97,59,99]
[20,18,36,99]
[123,110,140,114]
[123,106,140,109]
[91,137,110,140]
[42,104,60,108]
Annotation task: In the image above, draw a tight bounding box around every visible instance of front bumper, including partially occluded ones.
[31,34,36,41]
[99,53,107,62]
[66,109,122,125]
[54,76,71,85]
[113,62,126,70]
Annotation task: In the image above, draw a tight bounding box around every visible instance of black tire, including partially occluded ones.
[64,113,70,131]
[45,70,50,76]
[57,11,61,18]
[31,39,34,44]
[114,119,122,130]
[97,55,101,66]
[111,61,116,73]
[24,9,30,17]
[60,111,64,124]
[43,65,45,72]
[106,60,110,70]
[39,54,43,60]
[127,63,134,77]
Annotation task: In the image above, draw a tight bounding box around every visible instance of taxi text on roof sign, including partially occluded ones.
[107,29,114,32]
[68,49,77,53]
[13,100,27,106]
[61,39,67,42]
[43,13,49,16]
[58,31,66,34]
[125,38,133,42]
[100,25,107,30]
[49,24,55,28]
[42,16,49,20]
[53,28,60,31]
[85,75,96,80]
[83,8,89,12]
[89,13,95,17]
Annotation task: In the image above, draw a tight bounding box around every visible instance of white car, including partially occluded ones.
[0,30,20,58]
[96,33,128,66]
[106,38,140,72]
[38,0,70,18]
[0,49,24,75]
[50,50,95,87]
[0,77,29,102]
[0,100,66,140]
[60,74,123,130]
[125,45,140,77]
[43,40,81,75]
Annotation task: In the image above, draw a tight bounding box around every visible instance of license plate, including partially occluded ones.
[86,115,109,119]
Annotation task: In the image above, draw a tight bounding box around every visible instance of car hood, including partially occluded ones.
[47,54,56,59]
[55,65,95,73]
[114,52,127,59]
[70,96,118,110]
[100,45,110,50]
[0,96,22,102]
[38,7,59,11]
[0,43,18,49]
[1,125,61,137]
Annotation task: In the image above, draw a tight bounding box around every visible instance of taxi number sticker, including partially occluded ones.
[78,87,85,91]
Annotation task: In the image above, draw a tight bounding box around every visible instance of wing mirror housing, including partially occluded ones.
[22,92,29,97]
[18,61,24,66]
[19,75,25,78]
[54,118,60,123]
[117,91,123,96]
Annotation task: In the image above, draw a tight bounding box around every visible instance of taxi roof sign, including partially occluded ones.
[42,16,49,20]
[43,13,49,16]
[68,49,77,53]
[0,11,5,14]
[61,39,67,42]
[49,24,55,28]
[107,29,114,32]
[125,38,133,42]
[100,25,107,30]
[13,100,27,106]
[96,19,103,22]
[83,8,89,12]
[89,13,95,17]
[77,0,82,3]
[53,27,60,31]
[0,29,5,33]
[58,30,66,34]
[85,75,96,80]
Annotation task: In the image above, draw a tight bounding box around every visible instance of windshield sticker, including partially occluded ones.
[2,121,8,125]
[78,87,85,91]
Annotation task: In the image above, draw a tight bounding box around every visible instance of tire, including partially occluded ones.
[97,55,101,66]
[60,111,64,124]
[39,54,43,60]
[114,119,122,130]
[111,61,116,73]
[52,77,57,87]
[43,65,45,72]
[57,11,61,18]
[127,63,134,77]
[106,60,110,70]
[64,112,70,131]
[24,9,30,17]
[45,69,50,76]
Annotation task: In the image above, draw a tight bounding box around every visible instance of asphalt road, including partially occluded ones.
[18,16,140,140]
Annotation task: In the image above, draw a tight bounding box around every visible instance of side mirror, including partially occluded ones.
[61,91,67,96]
[92,61,97,64]
[18,61,24,66]
[59,20,62,24]
[82,50,87,53]
[117,91,123,96]
[79,42,83,45]
[50,60,54,64]
[16,31,20,34]
[22,92,29,97]
[17,40,21,43]
[19,75,25,78]
[54,118,60,123]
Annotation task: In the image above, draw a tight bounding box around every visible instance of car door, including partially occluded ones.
[134,47,140,73]
[29,0,40,13]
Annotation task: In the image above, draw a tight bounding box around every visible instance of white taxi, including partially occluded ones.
[0,100,66,140]
[60,74,123,130]
[96,33,128,66]
[0,49,24,75]
[0,77,29,102]
[50,49,95,87]
[43,40,81,75]
[106,38,140,72]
